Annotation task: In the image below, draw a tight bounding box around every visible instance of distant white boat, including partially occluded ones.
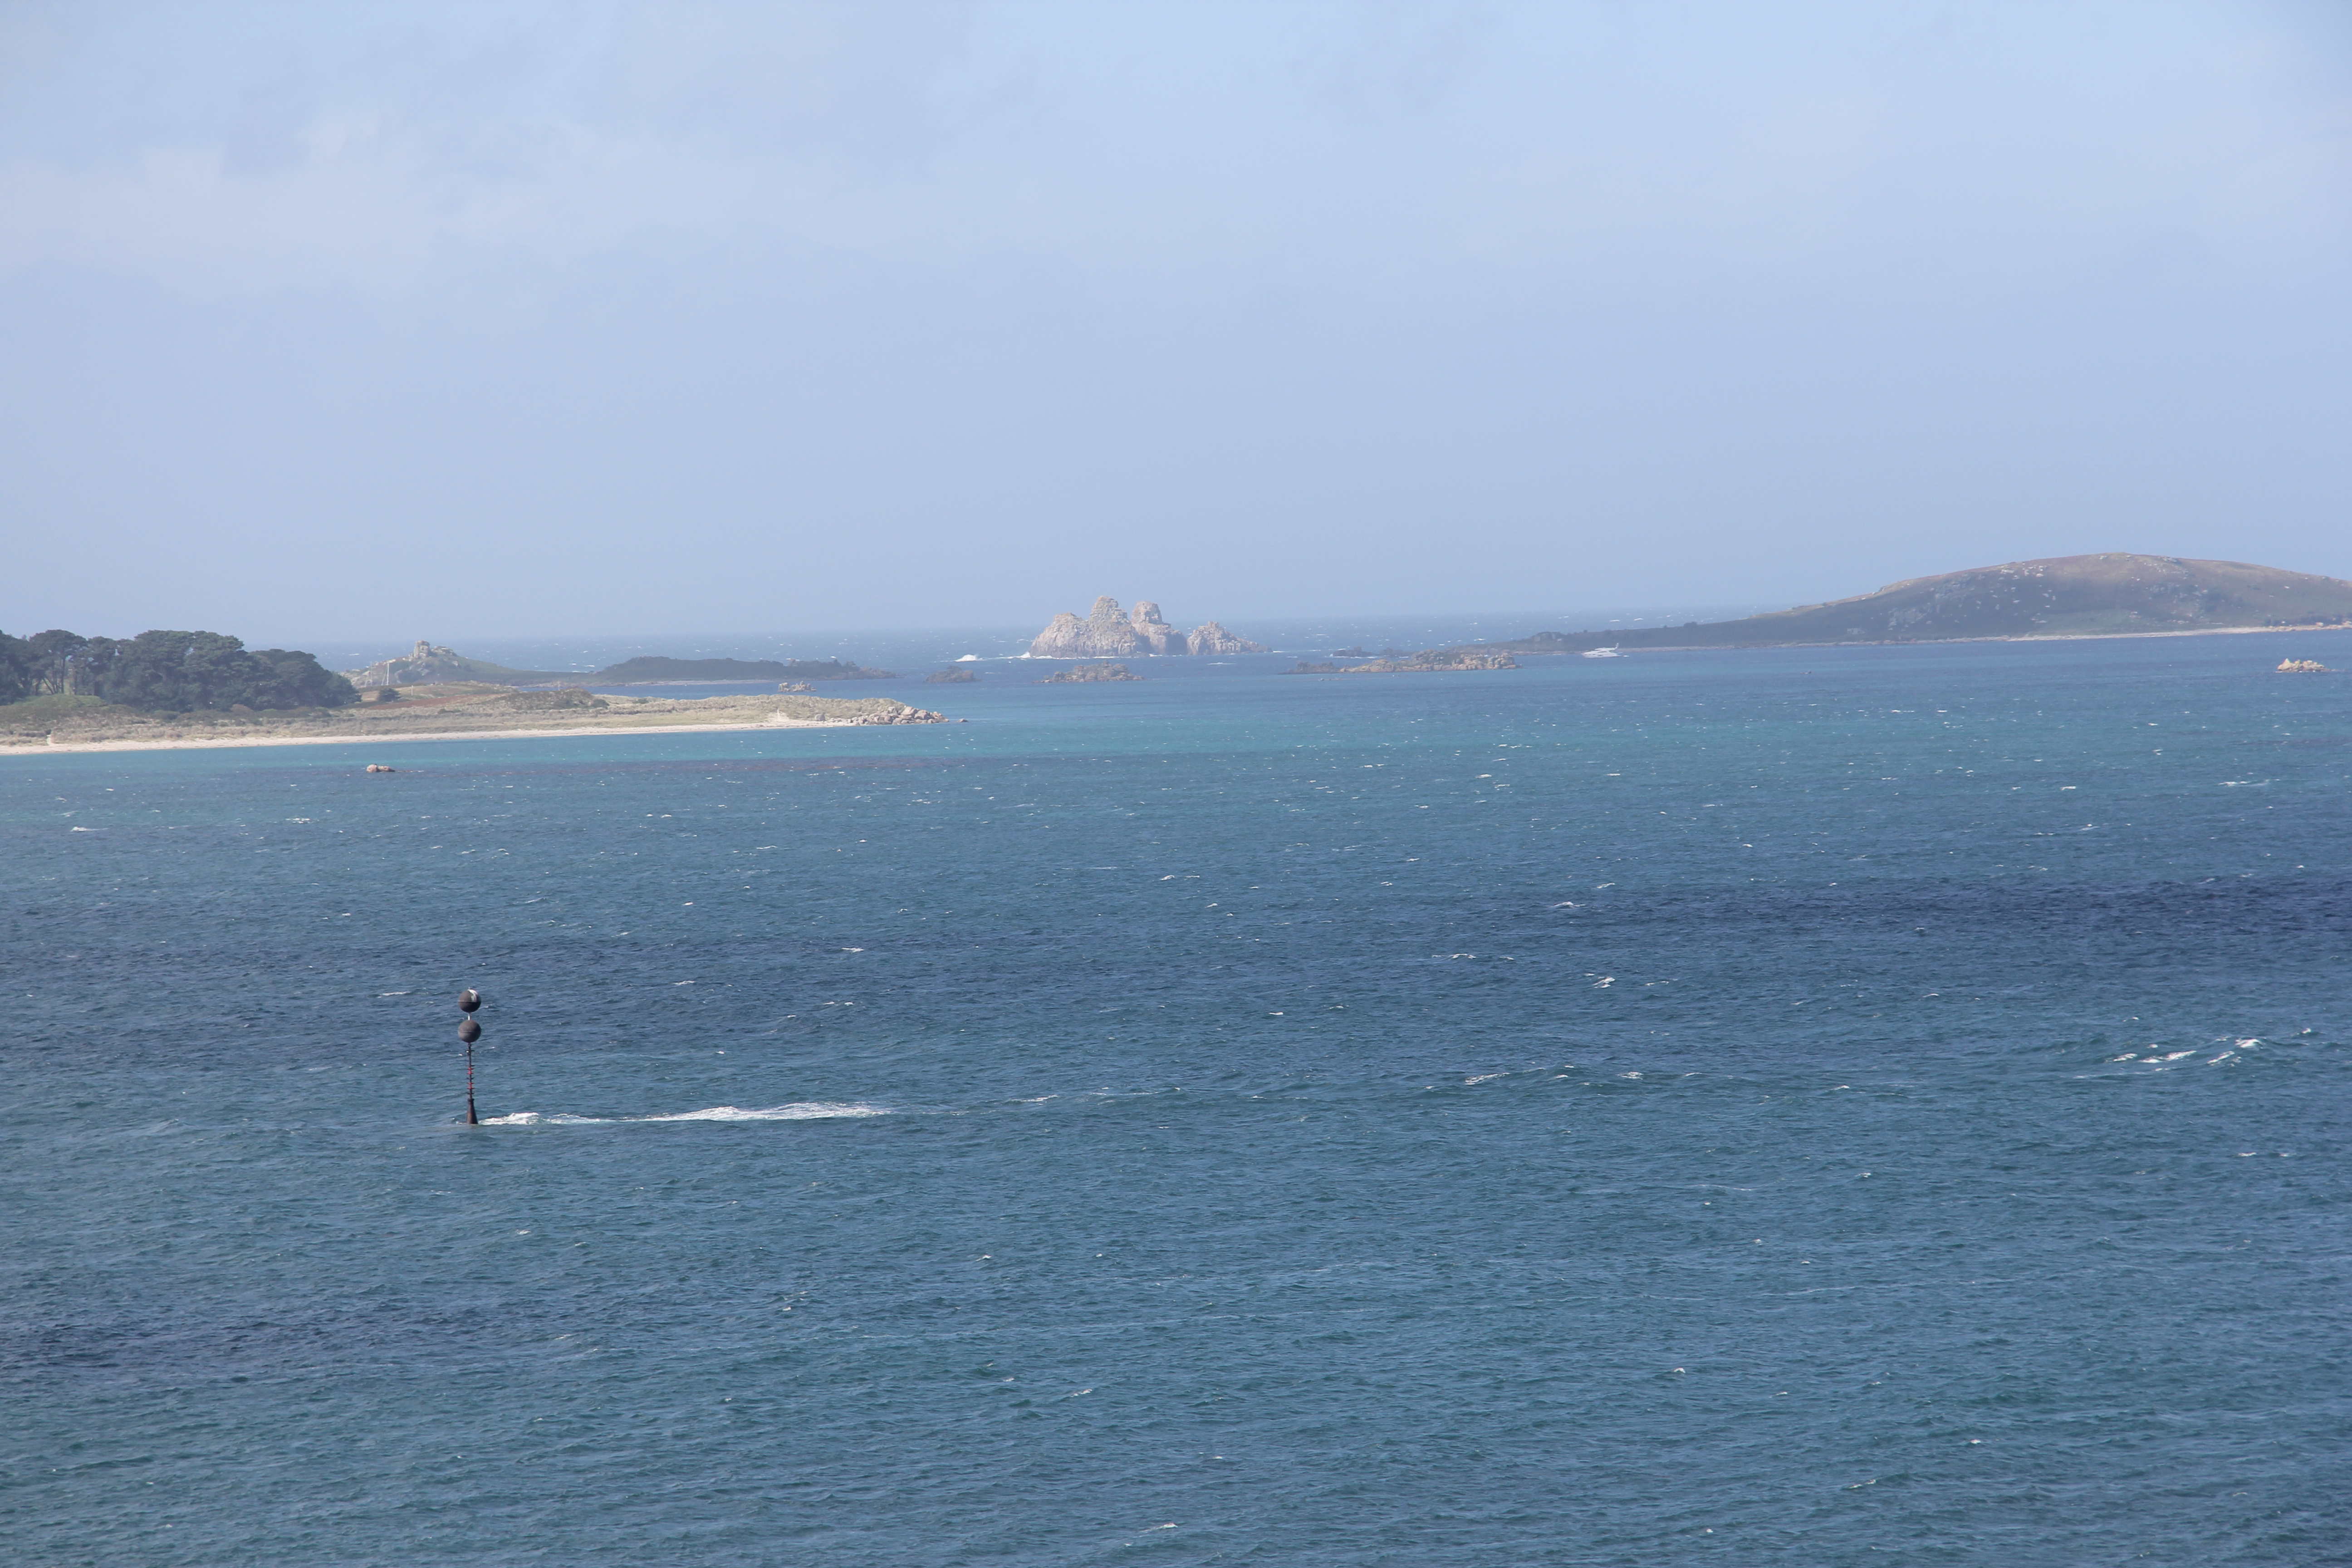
[1582,645,1624,659]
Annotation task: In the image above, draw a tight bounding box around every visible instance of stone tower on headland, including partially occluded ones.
[1027,598,1268,658]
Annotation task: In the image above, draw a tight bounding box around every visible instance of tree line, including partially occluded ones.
[0,629,360,712]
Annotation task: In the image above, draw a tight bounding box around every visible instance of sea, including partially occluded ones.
[4,628,2348,1566]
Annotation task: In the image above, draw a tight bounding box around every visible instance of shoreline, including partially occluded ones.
[1493,621,2352,656]
[5,715,882,759]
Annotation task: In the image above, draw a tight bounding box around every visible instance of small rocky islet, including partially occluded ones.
[1028,598,1266,659]
[1285,649,1518,675]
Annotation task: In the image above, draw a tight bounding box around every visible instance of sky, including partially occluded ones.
[1,0,2347,645]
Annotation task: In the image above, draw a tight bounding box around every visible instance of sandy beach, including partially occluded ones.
[10,715,899,757]
[0,688,951,759]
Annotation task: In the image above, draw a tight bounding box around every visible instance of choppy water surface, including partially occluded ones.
[5,635,2348,1565]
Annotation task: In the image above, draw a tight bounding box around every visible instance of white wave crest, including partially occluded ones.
[642,1102,887,1122]
[479,1102,886,1127]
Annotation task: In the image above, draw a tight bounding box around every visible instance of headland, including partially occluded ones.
[1471,554,2352,655]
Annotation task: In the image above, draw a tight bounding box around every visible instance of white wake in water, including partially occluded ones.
[480,1102,886,1126]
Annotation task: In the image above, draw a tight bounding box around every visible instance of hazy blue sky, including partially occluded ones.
[2,0,2346,643]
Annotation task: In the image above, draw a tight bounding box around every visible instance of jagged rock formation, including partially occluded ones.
[1027,612,1092,657]
[1284,650,1519,675]
[1129,601,1188,655]
[1186,621,1267,655]
[1029,597,1143,658]
[1039,662,1142,683]
[1027,598,1267,658]
[1482,555,2352,655]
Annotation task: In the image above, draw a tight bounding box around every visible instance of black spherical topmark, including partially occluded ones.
[458,989,482,1013]
[459,1016,481,1044]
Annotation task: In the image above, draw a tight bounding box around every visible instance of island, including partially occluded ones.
[1028,598,1268,658]
[338,642,896,688]
[1469,554,2352,655]
[341,641,575,687]
[1284,649,1518,675]
[1038,662,1142,683]
[925,667,980,683]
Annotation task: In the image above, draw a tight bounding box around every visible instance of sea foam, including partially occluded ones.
[480,1102,886,1126]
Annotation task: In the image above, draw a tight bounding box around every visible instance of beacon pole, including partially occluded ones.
[458,988,484,1125]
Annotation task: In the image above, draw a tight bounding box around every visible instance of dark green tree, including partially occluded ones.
[93,630,359,712]
[0,631,30,704]
[236,649,361,709]
[24,630,92,695]
[98,630,211,710]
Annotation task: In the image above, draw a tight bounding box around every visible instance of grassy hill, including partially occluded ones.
[1486,555,2352,654]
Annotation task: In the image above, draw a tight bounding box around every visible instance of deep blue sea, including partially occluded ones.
[5,633,2349,1565]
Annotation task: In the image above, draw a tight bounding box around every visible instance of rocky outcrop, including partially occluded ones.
[1284,650,1518,674]
[343,641,570,688]
[1187,621,1268,655]
[849,704,946,723]
[1030,598,1138,658]
[924,667,979,683]
[1039,662,1142,683]
[1027,598,1266,657]
[1028,613,1089,658]
[1129,601,1188,655]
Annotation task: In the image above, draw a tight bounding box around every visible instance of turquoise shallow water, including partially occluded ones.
[5,635,2349,1565]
